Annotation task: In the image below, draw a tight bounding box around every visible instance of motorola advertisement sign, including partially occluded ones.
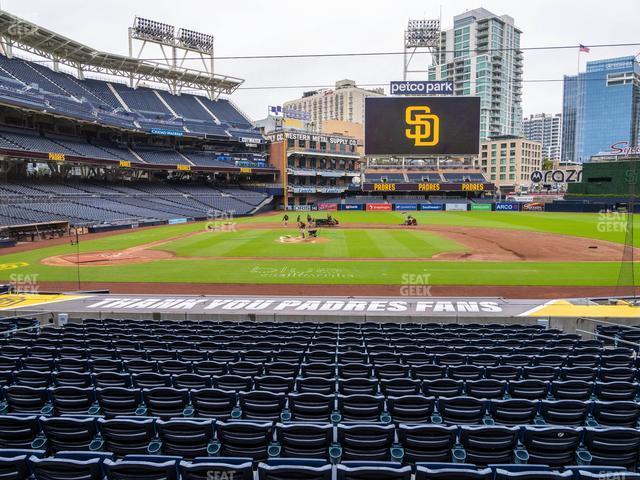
[530,169,582,184]
[364,97,481,156]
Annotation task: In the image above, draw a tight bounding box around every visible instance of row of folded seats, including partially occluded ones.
[55,319,548,330]
[1,387,640,427]
[3,454,639,480]
[2,347,634,367]
[1,360,639,384]
[3,370,640,397]
[1,416,640,468]
[10,334,601,350]
[32,322,579,343]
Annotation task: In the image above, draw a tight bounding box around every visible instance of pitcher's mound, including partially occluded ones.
[278,235,329,245]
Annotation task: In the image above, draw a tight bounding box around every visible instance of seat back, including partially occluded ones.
[103,458,178,480]
[583,427,640,470]
[98,418,156,457]
[437,397,485,425]
[489,399,538,426]
[0,415,40,449]
[96,387,143,417]
[142,387,189,419]
[522,426,581,467]
[239,391,286,422]
[180,459,253,480]
[387,395,435,423]
[41,416,98,453]
[190,389,236,419]
[156,419,214,458]
[459,425,519,465]
[214,421,273,461]
[337,424,395,461]
[274,423,333,459]
[30,456,103,480]
[539,400,589,426]
[288,393,334,422]
[397,424,457,463]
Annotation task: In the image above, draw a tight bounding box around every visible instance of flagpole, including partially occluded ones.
[577,48,581,75]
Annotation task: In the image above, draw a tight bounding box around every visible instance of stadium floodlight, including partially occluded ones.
[405,19,440,48]
[177,28,214,53]
[132,17,175,44]
[403,18,441,79]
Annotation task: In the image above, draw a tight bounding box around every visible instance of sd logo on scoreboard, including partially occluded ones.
[364,96,480,156]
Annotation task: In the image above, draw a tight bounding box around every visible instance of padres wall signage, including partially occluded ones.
[364,97,480,156]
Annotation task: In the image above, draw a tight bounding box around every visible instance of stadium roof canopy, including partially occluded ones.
[0,10,243,97]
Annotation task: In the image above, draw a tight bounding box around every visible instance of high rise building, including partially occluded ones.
[561,56,640,162]
[428,8,523,140]
[283,79,384,130]
[523,113,562,161]
[478,136,542,192]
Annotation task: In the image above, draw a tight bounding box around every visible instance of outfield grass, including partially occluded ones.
[157,228,466,259]
[248,211,640,247]
[0,211,637,286]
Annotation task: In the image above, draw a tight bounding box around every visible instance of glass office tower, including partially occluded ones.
[561,56,640,162]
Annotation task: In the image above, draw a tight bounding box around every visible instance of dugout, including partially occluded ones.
[0,221,69,243]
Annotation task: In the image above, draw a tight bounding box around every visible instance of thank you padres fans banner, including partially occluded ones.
[365,97,480,155]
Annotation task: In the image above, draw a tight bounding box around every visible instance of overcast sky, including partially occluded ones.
[3,0,639,121]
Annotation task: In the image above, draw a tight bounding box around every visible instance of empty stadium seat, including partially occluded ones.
[272,422,333,459]
[415,465,493,480]
[30,455,105,480]
[40,416,99,453]
[582,427,640,470]
[213,421,273,461]
[437,397,485,425]
[397,424,457,463]
[258,460,332,480]
[97,418,156,456]
[457,425,523,465]
[521,426,582,467]
[102,457,178,480]
[335,424,399,462]
[180,458,253,480]
[337,462,412,480]
[287,392,335,422]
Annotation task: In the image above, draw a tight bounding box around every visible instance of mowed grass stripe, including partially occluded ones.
[9,258,635,286]
[347,230,386,258]
[223,229,280,257]
[394,229,466,258]
[160,228,462,259]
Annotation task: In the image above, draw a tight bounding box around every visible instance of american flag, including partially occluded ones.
[579,44,590,53]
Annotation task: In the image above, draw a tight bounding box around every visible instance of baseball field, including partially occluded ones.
[0,211,638,298]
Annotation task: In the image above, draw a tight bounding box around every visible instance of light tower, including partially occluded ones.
[403,19,441,80]
[128,17,216,97]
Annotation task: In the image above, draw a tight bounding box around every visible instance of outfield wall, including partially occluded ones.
[298,201,626,213]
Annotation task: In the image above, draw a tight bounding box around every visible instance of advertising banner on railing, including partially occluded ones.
[495,202,520,211]
[470,204,493,211]
[366,203,393,211]
[340,204,364,211]
[522,202,545,212]
[420,204,444,211]
[445,203,468,211]
[393,203,418,211]
[317,203,338,211]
